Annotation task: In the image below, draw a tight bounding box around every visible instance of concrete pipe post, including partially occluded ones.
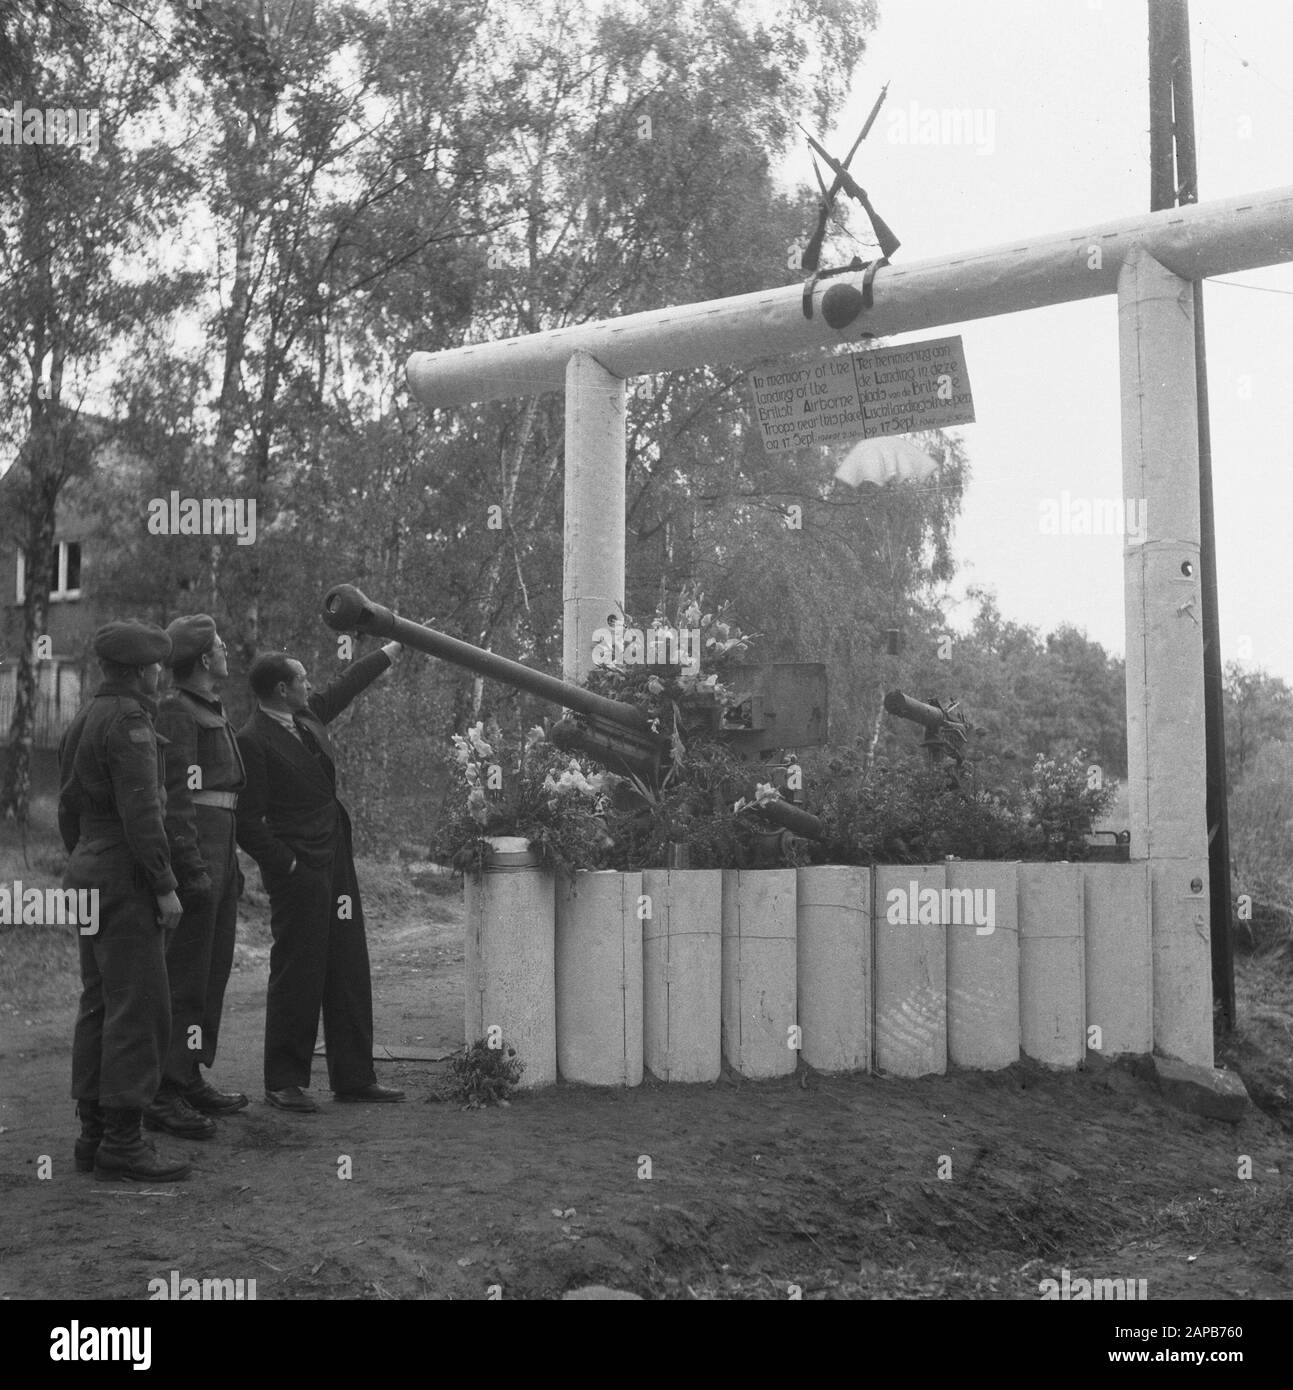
[563,350,625,684]
[1117,246,1213,1067]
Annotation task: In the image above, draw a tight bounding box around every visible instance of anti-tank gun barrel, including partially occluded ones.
[883,690,950,731]
[323,583,646,729]
[755,796,825,840]
[321,583,668,780]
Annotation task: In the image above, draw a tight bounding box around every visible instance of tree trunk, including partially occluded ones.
[1,489,57,826]
[865,686,885,774]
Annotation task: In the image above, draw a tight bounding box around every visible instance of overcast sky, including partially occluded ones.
[788,0,1293,680]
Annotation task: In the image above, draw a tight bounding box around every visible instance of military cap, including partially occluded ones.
[164,613,217,667]
[93,620,172,666]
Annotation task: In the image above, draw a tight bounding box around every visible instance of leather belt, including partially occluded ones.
[192,790,239,810]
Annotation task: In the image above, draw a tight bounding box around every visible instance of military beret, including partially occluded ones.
[164,613,217,667]
[93,620,172,666]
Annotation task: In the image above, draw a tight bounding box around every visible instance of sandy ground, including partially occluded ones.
[1,859,1291,1304]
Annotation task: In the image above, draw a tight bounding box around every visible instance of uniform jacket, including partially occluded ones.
[58,681,178,897]
[235,650,392,879]
[156,683,247,885]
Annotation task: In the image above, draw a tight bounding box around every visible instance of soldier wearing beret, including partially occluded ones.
[235,643,405,1112]
[59,621,190,1182]
[149,615,249,1138]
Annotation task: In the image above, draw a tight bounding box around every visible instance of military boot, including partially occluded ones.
[94,1107,191,1183]
[144,1085,217,1139]
[74,1100,104,1173]
[183,1076,249,1115]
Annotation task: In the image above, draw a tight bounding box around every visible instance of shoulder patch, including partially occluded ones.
[128,726,153,743]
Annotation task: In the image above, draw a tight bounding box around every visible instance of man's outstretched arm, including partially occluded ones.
[308,644,398,726]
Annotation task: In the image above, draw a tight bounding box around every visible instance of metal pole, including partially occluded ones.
[1148,1,1176,210]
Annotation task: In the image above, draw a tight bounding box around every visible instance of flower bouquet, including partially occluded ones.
[576,586,790,868]
[434,720,616,880]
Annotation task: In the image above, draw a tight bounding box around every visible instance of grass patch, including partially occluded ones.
[1149,1183,1292,1248]
[0,924,81,1015]
[0,814,79,1013]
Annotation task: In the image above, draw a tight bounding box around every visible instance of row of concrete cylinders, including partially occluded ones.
[464,861,1155,1087]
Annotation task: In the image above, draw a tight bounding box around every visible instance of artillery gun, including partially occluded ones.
[883,688,1129,860]
[321,584,829,848]
[883,690,971,784]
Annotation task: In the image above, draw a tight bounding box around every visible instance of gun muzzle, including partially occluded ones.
[753,797,825,841]
[883,689,947,730]
[323,583,397,637]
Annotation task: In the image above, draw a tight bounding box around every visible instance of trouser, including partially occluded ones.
[162,807,240,1089]
[67,844,170,1110]
[262,836,375,1093]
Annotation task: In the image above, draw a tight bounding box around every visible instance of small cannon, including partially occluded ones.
[883,690,971,782]
[321,583,829,844]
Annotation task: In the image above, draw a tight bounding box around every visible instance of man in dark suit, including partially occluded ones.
[235,643,406,1112]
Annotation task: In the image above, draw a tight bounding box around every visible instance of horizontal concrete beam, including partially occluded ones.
[406,185,1293,407]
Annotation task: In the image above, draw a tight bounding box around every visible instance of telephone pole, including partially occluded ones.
[1147,0,1235,1030]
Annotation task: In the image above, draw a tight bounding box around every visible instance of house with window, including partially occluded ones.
[0,501,102,753]
[0,419,128,759]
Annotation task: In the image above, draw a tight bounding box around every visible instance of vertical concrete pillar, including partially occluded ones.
[555,870,643,1086]
[946,861,1019,1070]
[641,869,722,1083]
[563,350,625,682]
[1083,862,1153,1057]
[1018,862,1085,1068]
[873,865,947,1077]
[1117,246,1213,1067]
[796,865,871,1073]
[721,869,797,1078]
[464,839,556,1087]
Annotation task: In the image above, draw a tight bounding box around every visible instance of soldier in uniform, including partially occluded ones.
[59,621,190,1182]
[148,615,249,1139]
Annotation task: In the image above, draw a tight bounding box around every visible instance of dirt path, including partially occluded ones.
[1,867,1290,1301]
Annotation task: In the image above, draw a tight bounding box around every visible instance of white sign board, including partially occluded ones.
[748,335,975,454]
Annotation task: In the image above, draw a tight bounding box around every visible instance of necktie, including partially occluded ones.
[294,716,324,760]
